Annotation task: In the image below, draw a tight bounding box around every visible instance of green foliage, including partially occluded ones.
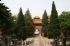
[47,1,60,39]
[59,11,70,31]
[0,2,14,35]
[59,11,70,38]
[11,33,16,39]
[15,8,27,40]
[25,9,34,37]
[11,15,17,36]
[42,10,48,37]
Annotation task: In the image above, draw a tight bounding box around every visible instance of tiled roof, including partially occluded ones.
[33,19,42,24]
[33,16,50,24]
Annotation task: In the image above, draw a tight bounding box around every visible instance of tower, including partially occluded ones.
[33,16,42,34]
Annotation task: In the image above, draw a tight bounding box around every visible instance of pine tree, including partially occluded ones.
[15,8,27,40]
[42,10,48,37]
[0,1,13,35]
[47,1,60,39]
[25,9,34,37]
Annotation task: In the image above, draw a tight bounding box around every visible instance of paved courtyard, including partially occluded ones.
[25,34,70,46]
[25,34,53,46]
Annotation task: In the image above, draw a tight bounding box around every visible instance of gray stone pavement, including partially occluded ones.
[41,36,53,46]
[25,34,70,46]
[25,34,54,46]
[33,36,40,46]
[25,35,44,46]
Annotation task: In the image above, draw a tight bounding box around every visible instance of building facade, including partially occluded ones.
[33,16,42,34]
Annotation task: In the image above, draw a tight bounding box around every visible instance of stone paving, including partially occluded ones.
[33,36,40,46]
[25,35,44,46]
[22,35,70,46]
[25,35,54,46]
[41,36,53,46]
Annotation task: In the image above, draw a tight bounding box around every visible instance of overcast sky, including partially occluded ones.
[1,0,70,18]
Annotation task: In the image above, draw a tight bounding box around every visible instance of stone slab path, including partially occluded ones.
[27,35,44,46]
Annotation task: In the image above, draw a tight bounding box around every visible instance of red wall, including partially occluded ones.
[35,26,42,34]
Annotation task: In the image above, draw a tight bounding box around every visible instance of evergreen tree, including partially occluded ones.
[15,8,27,40]
[25,9,34,37]
[42,10,48,37]
[0,1,13,35]
[47,1,60,39]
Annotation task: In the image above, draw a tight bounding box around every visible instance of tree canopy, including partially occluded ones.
[47,1,60,39]
[0,2,14,35]
[42,10,48,36]
[25,9,34,37]
[15,8,27,40]
[59,11,70,37]
[59,11,70,31]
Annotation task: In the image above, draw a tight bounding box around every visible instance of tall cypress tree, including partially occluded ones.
[0,1,13,35]
[15,8,27,40]
[25,9,34,37]
[42,10,48,37]
[47,1,60,39]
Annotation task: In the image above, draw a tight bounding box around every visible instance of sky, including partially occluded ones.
[1,0,70,18]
